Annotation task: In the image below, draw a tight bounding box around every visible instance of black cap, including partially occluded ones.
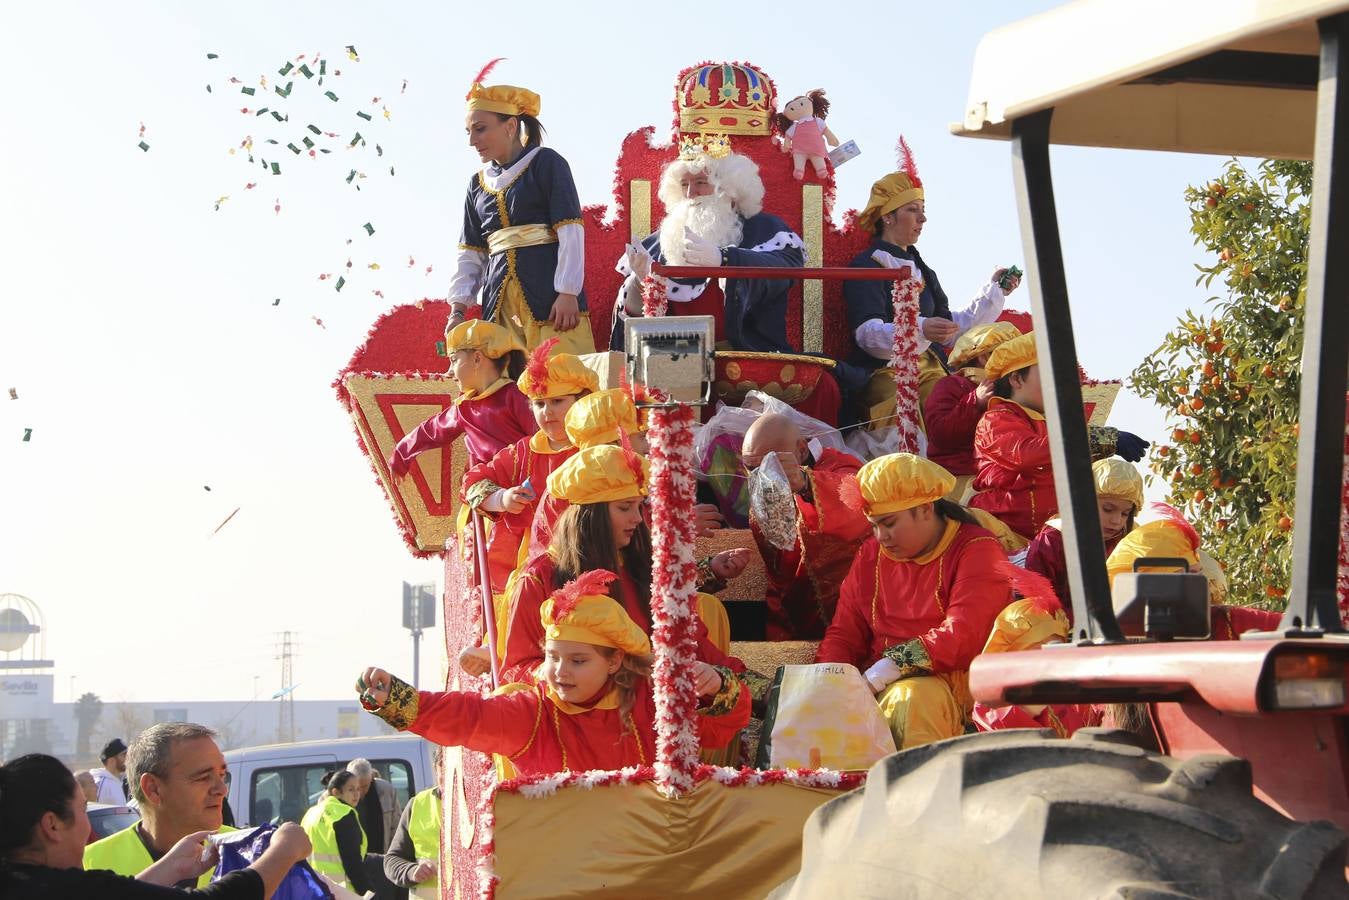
[101,738,128,761]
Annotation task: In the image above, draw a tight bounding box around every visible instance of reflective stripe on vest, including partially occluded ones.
[407,787,442,895]
[301,794,367,882]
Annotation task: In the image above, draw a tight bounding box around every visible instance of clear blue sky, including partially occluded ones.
[0,1,1235,705]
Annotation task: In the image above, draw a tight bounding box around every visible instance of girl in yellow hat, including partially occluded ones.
[816,453,1012,749]
[357,571,748,775]
[844,140,1022,428]
[1024,457,1144,606]
[388,319,535,476]
[447,60,596,357]
[500,445,745,687]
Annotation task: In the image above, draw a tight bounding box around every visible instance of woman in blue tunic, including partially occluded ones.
[447,60,596,355]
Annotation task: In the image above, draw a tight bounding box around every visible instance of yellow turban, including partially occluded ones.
[541,570,651,655]
[984,332,1039,382]
[1093,458,1144,513]
[444,319,525,359]
[856,453,955,516]
[1105,510,1200,586]
[948,322,1022,369]
[565,389,641,449]
[466,83,541,118]
[547,444,648,505]
[517,340,600,401]
[981,599,1070,654]
[857,171,924,233]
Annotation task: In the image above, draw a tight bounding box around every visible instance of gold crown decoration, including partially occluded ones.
[678,133,733,161]
[677,62,775,136]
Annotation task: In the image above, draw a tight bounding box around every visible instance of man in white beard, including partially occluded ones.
[610,139,806,355]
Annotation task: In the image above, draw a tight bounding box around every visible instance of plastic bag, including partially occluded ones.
[212,824,335,900]
[754,663,897,770]
[748,452,797,551]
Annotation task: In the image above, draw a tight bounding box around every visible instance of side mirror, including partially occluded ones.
[624,315,716,407]
[1111,557,1211,641]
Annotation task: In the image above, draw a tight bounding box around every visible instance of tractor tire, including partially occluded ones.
[772,728,1347,900]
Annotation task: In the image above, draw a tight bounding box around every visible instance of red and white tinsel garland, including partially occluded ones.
[890,268,924,454]
[641,274,670,318]
[645,404,703,796]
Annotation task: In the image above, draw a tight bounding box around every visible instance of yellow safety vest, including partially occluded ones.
[84,822,237,887]
[301,794,367,886]
[406,788,442,900]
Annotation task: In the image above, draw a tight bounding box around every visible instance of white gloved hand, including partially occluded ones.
[625,242,653,281]
[862,657,904,694]
[870,249,921,282]
[682,227,722,267]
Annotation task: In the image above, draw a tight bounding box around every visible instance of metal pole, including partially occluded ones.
[1281,13,1349,634]
[1010,110,1122,643]
[471,511,502,689]
[412,628,421,689]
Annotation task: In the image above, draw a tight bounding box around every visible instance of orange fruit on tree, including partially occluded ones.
[1189,431,1203,444]
[1190,396,1206,410]
[1278,516,1293,531]
[1194,489,1207,502]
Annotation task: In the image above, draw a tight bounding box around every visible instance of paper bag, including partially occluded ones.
[754,663,896,770]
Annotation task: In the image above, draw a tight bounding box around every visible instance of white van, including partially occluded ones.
[223,734,435,828]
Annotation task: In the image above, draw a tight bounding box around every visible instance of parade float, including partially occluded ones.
[335,59,1122,898]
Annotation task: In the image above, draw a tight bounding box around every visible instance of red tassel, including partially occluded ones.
[838,474,866,515]
[896,135,922,187]
[523,337,559,394]
[552,569,618,620]
[996,558,1061,613]
[467,57,505,98]
[616,425,645,486]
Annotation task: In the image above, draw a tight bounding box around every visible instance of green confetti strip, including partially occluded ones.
[335,276,346,292]
[270,111,285,122]
[435,341,447,357]
[270,161,281,175]
[375,144,383,157]
[298,64,313,79]
[206,84,213,93]
[22,428,32,442]
[302,136,314,149]
[287,143,301,154]
[278,61,294,76]
[273,298,281,306]
[254,107,269,116]
[307,124,321,134]
[319,148,332,154]
[389,166,395,176]
[363,222,374,235]
[356,111,372,121]
[207,52,219,60]
[349,132,363,147]
[241,86,255,95]
[264,138,279,144]
[345,169,356,183]
[324,90,339,102]
[138,141,150,152]
[319,59,327,76]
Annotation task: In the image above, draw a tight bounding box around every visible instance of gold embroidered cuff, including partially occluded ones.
[464,479,502,511]
[1088,425,1119,461]
[700,665,742,717]
[694,555,725,593]
[881,639,933,678]
[367,674,420,731]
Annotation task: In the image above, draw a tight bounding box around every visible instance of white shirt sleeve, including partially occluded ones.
[855,318,933,360]
[947,282,1007,332]
[553,222,585,295]
[448,247,487,307]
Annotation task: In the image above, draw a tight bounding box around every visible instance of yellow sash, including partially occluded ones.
[488,223,558,255]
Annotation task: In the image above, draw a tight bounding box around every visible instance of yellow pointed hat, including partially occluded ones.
[517,338,599,401]
[465,58,540,118]
[857,137,926,233]
[984,331,1038,381]
[1105,504,1200,585]
[541,570,651,655]
[855,453,955,516]
[1092,458,1144,513]
[547,444,648,504]
[564,389,642,449]
[445,319,525,359]
[948,322,1022,369]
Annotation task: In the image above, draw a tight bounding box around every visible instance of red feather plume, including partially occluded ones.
[524,337,559,393]
[1142,502,1201,551]
[996,558,1062,614]
[551,569,618,621]
[467,57,505,98]
[896,135,922,187]
[838,474,866,515]
[616,425,645,486]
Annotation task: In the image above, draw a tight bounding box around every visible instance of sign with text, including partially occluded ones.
[0,674,54,719]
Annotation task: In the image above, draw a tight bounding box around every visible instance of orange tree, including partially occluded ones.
[1129,159,1310,607]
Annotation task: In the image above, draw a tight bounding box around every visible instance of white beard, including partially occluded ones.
[659,195,743,265]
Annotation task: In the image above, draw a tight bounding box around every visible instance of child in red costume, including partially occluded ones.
[923,321,1021,499]
[461,339,597,605]
[388,320,535,474]
[740,413,870,639]
[817,453,1011,750]
[357,570,748,775]
[501,445,744,686]
[969,332,1122,542]
[1025,457,1143,606]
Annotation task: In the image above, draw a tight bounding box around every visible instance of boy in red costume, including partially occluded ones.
[817,453,1011,749]
[358,571,748,775]
[388,320,536,474]
[740,413,870,639]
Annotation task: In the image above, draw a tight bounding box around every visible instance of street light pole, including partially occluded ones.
[403,582,436,690]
